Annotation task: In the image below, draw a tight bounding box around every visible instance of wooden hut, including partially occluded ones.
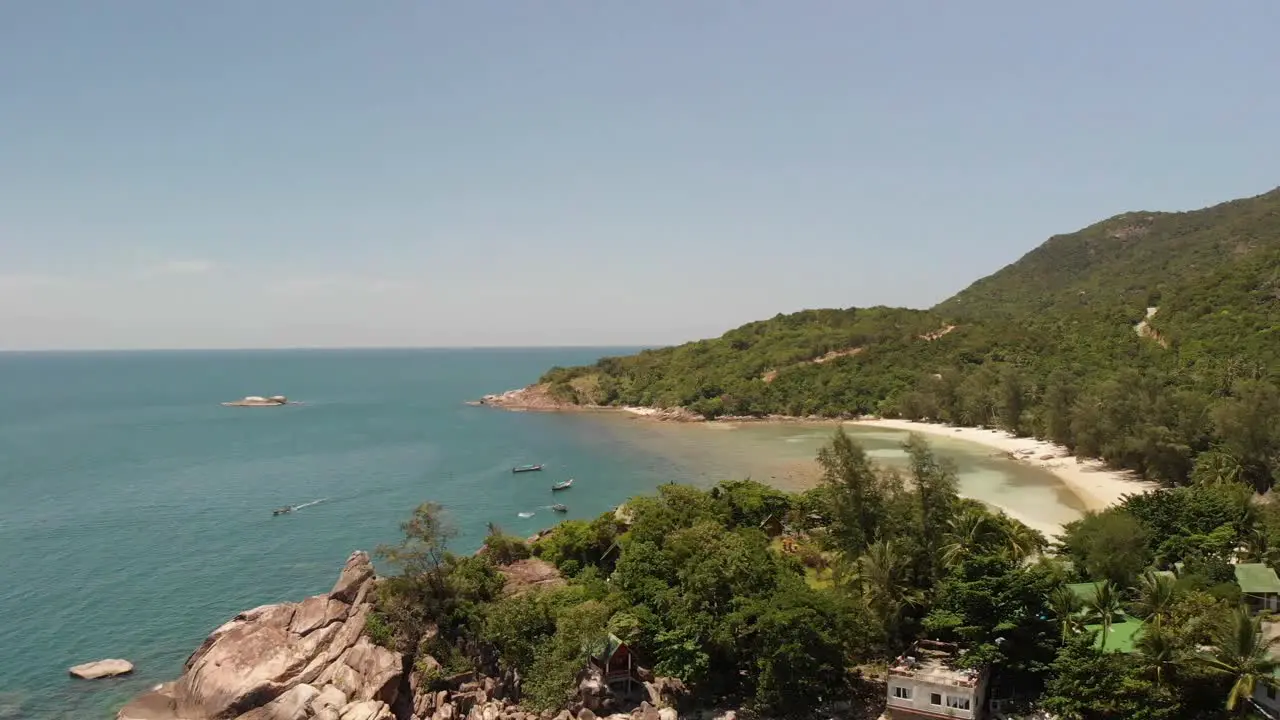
[587,633,635,694]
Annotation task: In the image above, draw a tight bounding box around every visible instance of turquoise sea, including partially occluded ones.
[0,349,1084,719]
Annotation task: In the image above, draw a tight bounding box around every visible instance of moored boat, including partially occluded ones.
[512,464,544,473]
[551,478,574,491]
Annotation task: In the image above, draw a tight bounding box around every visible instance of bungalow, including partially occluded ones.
[586,633,637,695]
[1234,563,1280,613]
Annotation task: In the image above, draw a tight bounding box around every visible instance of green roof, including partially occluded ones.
[1066,582,1102,603]
[585,633,626,663]
[1235,564,1280,594]
[1083,615,1145,654]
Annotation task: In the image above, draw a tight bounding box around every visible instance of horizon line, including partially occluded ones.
[0,344,659,355]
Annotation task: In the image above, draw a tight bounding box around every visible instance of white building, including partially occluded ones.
[1253,681,1280,718]
[886,640,990,720]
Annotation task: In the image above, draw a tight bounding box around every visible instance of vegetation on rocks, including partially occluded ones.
[368,427,1280,718]
[531,187,1280,491]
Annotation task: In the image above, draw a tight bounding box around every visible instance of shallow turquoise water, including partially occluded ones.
[0,349,1084,719]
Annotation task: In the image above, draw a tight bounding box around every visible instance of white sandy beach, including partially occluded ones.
[850,418,1157,512]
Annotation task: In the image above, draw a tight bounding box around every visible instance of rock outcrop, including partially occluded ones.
[70,658,134,679]
[117,551,735,720]
[498,559,565,597]
[116,551,402,720]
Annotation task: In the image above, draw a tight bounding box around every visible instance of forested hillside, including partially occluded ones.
[534,188,1280,490]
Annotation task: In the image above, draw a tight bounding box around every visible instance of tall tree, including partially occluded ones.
[904,434,958,584]
[998,365,1028,436]
[1049,585,1085,643]
[1212,381,1280,491]
[849,539,917,651]
[1089,582,1123,652]
[1058,509,1151,587]
[1194,606,1280,713]
[1131,571,1180,630]
[1135,624,1179,689]
[940,505,993,568]
[817,427,883,557]
[1042,369,1079,448]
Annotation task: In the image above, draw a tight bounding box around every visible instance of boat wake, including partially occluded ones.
[517,511,535,518]
[292,498,329,511]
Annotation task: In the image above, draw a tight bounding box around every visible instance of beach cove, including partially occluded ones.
[563,411,1140,540]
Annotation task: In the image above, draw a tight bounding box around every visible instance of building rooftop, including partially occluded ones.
[887,640,984,689]
[1083,615,1144,654]
[1235,563,1280,595]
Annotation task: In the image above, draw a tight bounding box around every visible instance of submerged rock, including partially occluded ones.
[69,658,134,679]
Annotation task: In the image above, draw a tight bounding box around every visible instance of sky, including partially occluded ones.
[1,2,1278,350]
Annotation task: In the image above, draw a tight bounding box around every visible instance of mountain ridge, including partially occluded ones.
[495,185,1280,489]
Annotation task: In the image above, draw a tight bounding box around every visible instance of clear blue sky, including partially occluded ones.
[2,2,1277,350]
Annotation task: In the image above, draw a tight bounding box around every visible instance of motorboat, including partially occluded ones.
[224,395,289,407]
[551,478,574,491]
[551,504,568,513]
[273,506,292,516]
[512,464,544,473]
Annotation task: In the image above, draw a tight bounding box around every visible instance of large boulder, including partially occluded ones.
[69,658,134,679]
[115,551,401,720]
[498,559,564,597]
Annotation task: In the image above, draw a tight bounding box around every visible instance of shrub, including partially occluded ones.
[364,612,396,649]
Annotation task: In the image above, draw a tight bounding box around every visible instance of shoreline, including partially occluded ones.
[475,386,1158,518]
[847,418,1157,512]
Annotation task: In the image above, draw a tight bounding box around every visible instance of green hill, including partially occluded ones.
[529,187,1280,490]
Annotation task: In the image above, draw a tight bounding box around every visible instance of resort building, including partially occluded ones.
[886,640,990,720]
[1234,563,1280,613]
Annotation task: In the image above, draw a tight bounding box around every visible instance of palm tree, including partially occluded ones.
[851,539,919,649]
[1192,448,1245,486]
[1195,605,1280,712]
[1242,526,1280,567]
[1089,581,1123,651]
[1000,516,1048,563]
[1131,571,1180,629]
[940,507,991,567]
[1049,585,1084,642]
[1136,624,1179,688]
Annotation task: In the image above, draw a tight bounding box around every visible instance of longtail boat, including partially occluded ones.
[512,464,544,473]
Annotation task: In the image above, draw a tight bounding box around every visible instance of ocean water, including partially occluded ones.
[0,349,1084,719]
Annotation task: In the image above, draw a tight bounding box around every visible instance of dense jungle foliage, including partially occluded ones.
[537,188,1280,491]
[370,430,1280,719]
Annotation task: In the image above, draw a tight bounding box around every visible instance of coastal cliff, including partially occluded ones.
[116,552,693,720]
